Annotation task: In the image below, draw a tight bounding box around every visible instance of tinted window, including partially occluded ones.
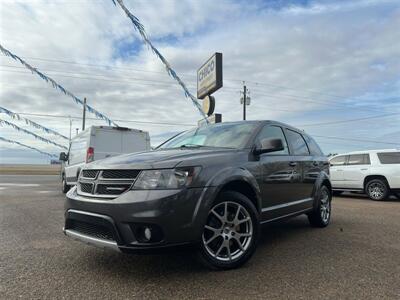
[304,135,324,156]
[377,152,400,164]
[348,154,370,165]
[286,129,310,156]
[255,126,289,155]
[330,155,346,166]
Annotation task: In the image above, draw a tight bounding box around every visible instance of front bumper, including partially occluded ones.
[64,185,217,252]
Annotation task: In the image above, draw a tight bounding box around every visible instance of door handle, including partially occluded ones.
[289,161,297,167]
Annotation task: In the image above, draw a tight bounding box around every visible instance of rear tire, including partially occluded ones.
[365,179,388,201]
[197,191,260,270]
[308,185,331,228]
[62,174,70,194]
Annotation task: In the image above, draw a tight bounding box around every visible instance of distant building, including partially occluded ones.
[50,159,61,165]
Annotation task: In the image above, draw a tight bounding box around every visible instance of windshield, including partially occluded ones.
[159,122,258,149]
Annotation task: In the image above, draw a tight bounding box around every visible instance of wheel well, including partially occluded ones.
[218,180,260,212]
[322,179,332,192]
[364,175,389,190]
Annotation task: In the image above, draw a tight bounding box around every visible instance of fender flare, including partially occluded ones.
[204,167,262,212]
[312,171,332,209]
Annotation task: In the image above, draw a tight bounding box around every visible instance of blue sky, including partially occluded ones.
[0,0,399,164]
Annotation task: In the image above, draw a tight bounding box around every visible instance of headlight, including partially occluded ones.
[132,167,200,190]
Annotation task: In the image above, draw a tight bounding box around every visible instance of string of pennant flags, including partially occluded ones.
[0,136,57,158]
[113,0,209,122]
[0,118,68,150]
[0,106,69,140]
[0,44,118,127]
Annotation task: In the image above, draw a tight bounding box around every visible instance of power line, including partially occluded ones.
[298,112,400,127]
[14,112,196,127]
[0,64,192,88]
[4,54,395,112]
[311,134,400,146]
[1,54,388,105]
[3,68,390,116]
[2,65,392,114]
[0,136,57,158]
[0,118,68,149]
[250,88,384,113]
[9,111,399,147]
[0,106,69,140]
[0,44,118,126]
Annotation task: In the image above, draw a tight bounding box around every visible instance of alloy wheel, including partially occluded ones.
[202,201,253,262]
[320,188,331,223]
[368,182,385,200]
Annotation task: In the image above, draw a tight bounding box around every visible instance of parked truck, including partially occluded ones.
[59,126,150,193]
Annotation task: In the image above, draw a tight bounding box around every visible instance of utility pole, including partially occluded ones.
[240,82,250,120]
[82,97,86,131]
[243,84,247,120]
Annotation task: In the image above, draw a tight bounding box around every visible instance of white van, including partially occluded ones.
[59,126,150,193]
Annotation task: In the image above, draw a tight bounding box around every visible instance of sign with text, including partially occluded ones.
[198,113,222,127]
[197,53,223,99]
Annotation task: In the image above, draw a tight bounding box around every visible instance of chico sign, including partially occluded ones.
[197,53,222,99]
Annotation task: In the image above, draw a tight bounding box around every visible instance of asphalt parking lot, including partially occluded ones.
[1,175,399,299]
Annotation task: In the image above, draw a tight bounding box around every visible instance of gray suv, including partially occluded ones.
[64,121,332,269]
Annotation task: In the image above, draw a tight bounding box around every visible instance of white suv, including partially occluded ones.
[330,149,400,200]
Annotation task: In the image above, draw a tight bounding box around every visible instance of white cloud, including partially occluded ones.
[0,0,399,163]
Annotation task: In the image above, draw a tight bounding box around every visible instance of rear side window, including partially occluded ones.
[255,125,289,155]
[377,152,400,164]
[330,155,346,166]
[348,154,370,165]
[285,129,310,156]
[304,135,324,156]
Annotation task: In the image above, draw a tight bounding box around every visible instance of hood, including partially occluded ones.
[86,147,239,170]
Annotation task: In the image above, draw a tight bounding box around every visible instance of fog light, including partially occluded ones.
[130,223,164,243]
[144,227,152,241]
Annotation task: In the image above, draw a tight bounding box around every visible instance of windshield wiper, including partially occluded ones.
[179,144,235,149]
[179,144,205,148]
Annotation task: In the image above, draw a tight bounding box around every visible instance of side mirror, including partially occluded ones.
[59,152,68,161]
[254,138,284,155]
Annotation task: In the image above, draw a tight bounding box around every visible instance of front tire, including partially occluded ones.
[61,174,70,194]
[198,191,260,270]
[308,185,331,228]
[365,179,388,201]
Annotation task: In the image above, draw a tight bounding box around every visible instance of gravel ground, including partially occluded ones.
[1,175,399,299]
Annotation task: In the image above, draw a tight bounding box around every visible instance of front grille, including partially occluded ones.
[96,184,132,195]
[77,169,140,198]
[79,182,93,193]
[68,220,114,241]
[101,170,140,179]
[81,170,98,179]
